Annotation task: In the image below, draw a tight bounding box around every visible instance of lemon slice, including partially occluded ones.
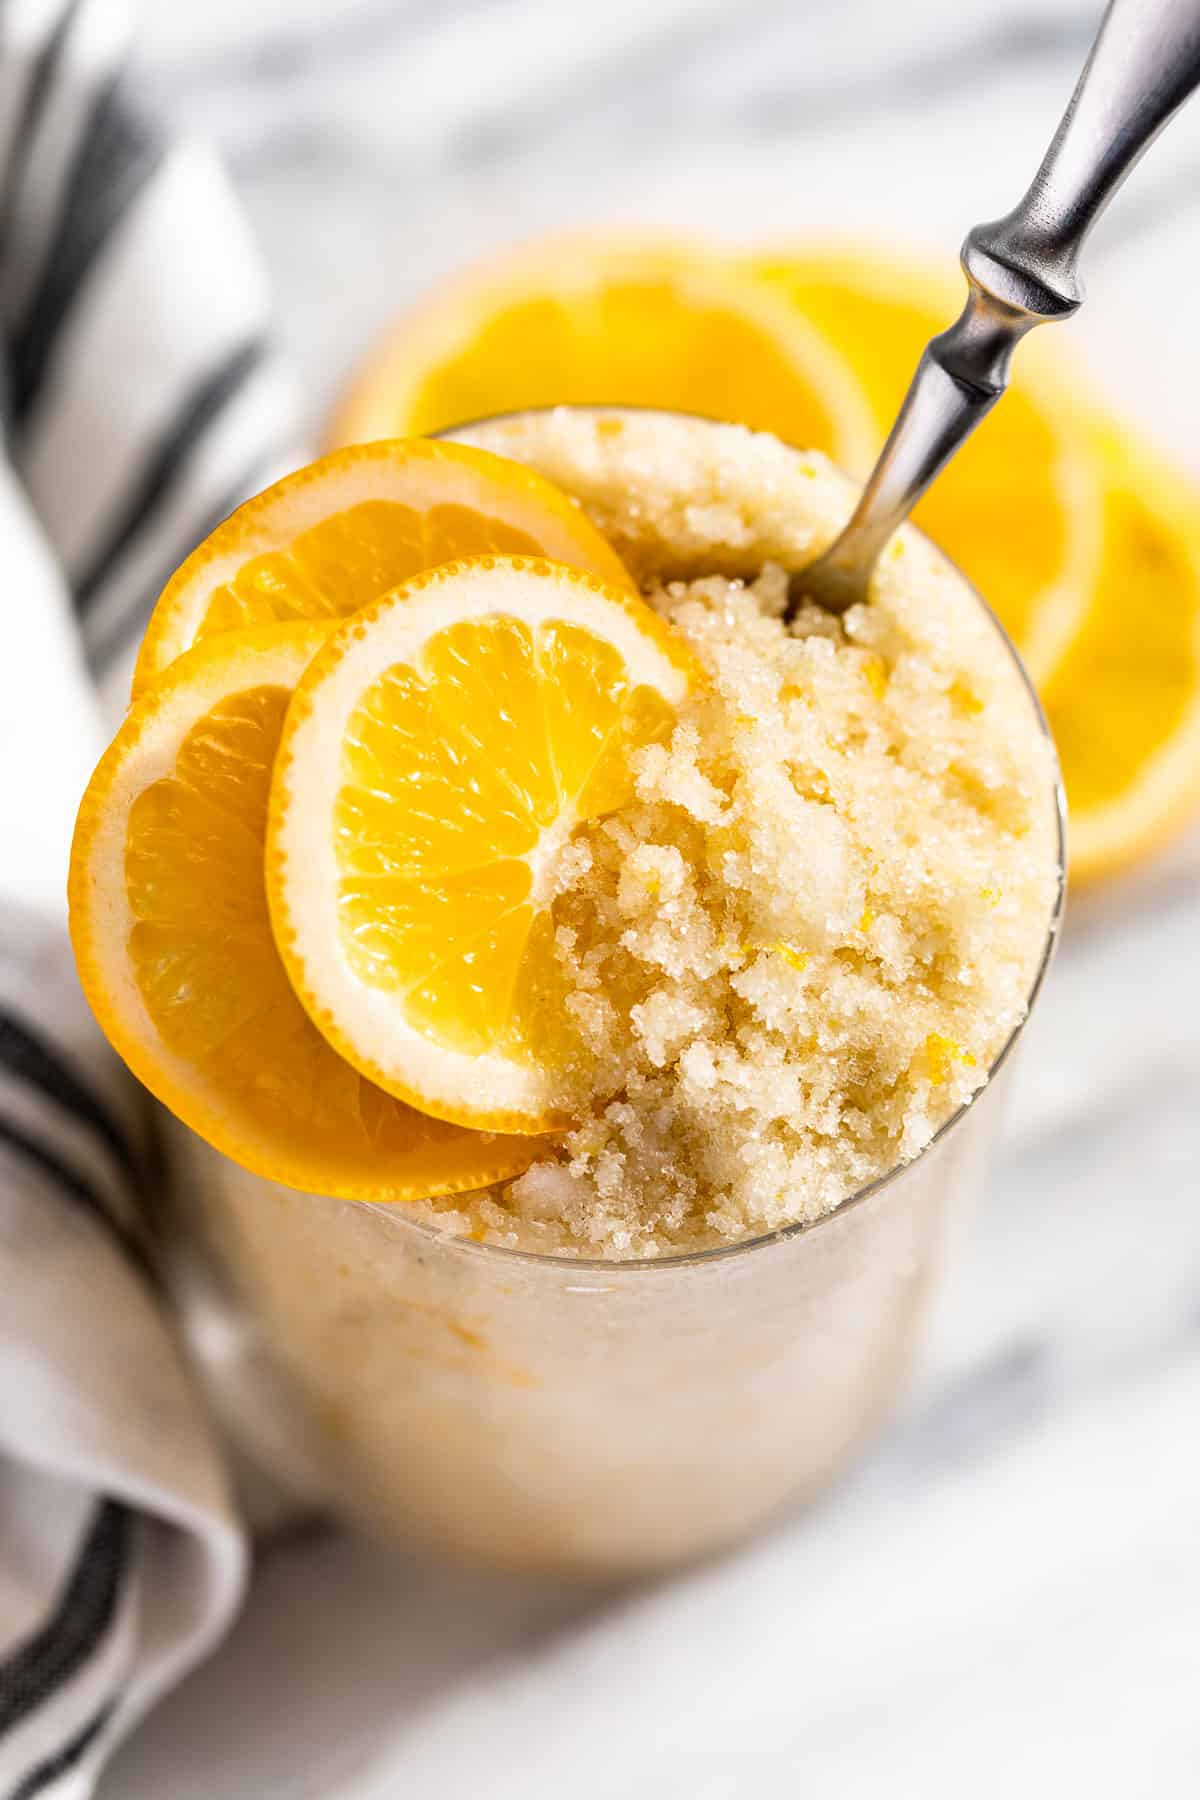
[326,235,877,472]
[752,244,1103,684]
[131,437,633,696]
[1045,426,1200,882]
[267,557,701,1133]
[69,623,543,1197]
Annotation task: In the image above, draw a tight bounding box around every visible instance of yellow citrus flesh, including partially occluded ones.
[69,624,544,1198]
[131,438,633,697]
[752,246,1103,684]
[1043,427,1200,883]
[267,557,701,1133]
[326,237,877,472]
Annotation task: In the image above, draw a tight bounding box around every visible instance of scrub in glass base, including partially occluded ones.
[168,1064,1018,1574]
[159,408,1064,1574]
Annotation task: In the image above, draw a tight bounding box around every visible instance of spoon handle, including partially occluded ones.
[799,0,1200,615]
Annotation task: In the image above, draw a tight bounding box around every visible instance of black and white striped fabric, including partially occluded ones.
[0,1,296,1791]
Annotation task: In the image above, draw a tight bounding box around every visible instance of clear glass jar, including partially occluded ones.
[169,1054,1026,1575]
[161,409,1065,1577]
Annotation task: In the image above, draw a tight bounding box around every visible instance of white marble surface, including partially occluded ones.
[105,1,1200,1793]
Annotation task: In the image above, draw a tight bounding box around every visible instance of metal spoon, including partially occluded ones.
[790,0,1200,619]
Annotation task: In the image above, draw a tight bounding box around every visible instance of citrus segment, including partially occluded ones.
[752,246,1102,682]
[131,438,633,696]
[70,624,543,1198]
[326,237,877,472]
[1043,428,1200,881]
[267,557,701,1132]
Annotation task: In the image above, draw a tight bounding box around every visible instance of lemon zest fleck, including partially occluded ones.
[862,655,888,700]
[949,680,985,717]
[925,1032,977,1085]
[772,942,810,972]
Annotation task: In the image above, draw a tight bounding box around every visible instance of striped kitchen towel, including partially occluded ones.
[0,1,296,1792]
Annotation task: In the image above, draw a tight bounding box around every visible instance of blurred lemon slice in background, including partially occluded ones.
[326,237,877,472]
[750,247,1200,883]
[1043,427,1200,884]
[752,246,1103,686]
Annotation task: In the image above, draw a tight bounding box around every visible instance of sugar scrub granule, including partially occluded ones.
[419,412,1060,1259]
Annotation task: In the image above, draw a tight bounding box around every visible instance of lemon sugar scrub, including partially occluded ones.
[418,409,1061,1256]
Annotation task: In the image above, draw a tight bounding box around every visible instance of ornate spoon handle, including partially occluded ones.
[794,0,1200,616]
